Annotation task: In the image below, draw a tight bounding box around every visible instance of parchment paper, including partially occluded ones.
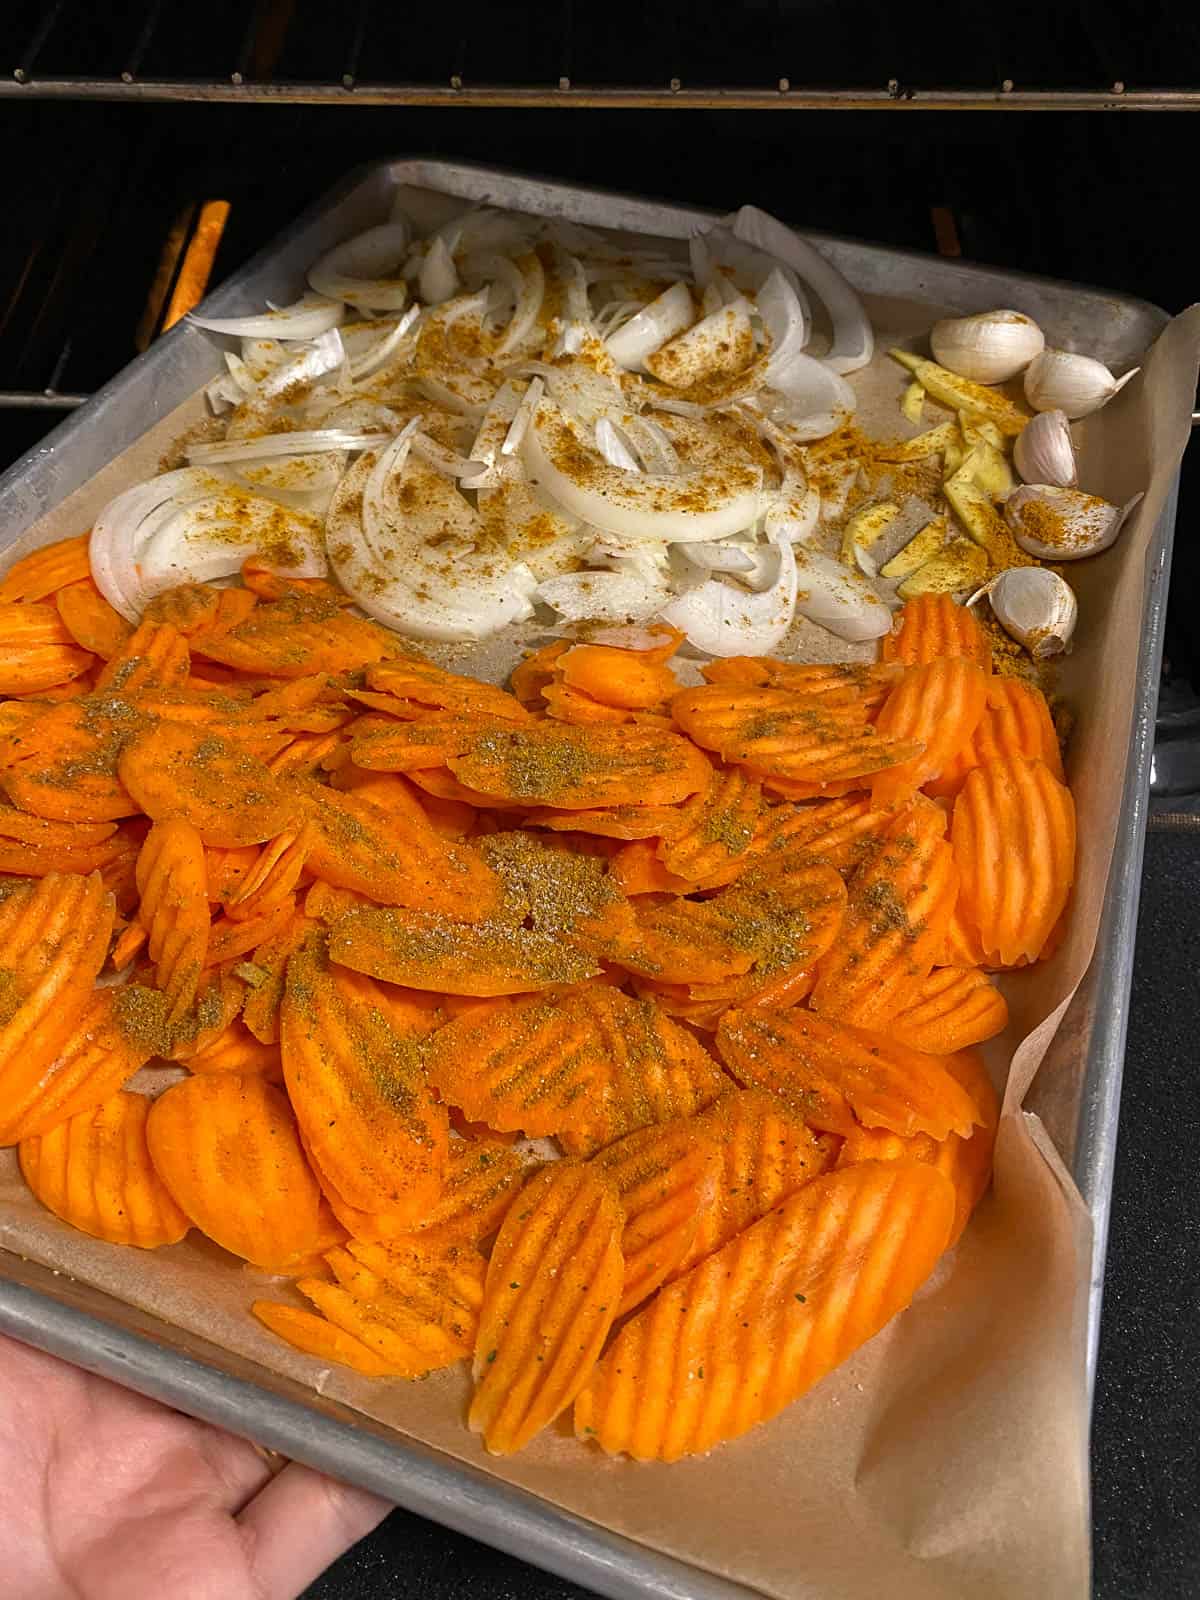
[2,289,1198,1600]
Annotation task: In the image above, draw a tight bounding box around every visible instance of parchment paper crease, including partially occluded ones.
[2,280,1198,1600]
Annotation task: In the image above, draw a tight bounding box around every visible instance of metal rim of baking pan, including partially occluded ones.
[0,158,1178,1600]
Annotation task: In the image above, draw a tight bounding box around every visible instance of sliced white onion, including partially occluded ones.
[469,251,544,359]
[604,282,695,371]
[618,413,680,475]
[432,207,540,259]
[186,429,392,466]
[91,469,222,619]
[764,480,821,544]
[522,399,763,544]
[757,351,857,442]
[233,330,346,410]
[419,236,459,305]
[188,294,344,341]
[537,569,670,624]
[138,496,326,594]
[758,268,812,381]
[644,298,756,392]
[585,624,678,651]
[308,222,412,311]
[732,206,873,375]
[328,431,536,642]
[594,417,641,472]
[677,540,758,575]
[410,431,486,480]
[516,359,627,429]
[349,305,420,380]
[500,376,544,459]
[660,531,797,657]
[791,549,893,641]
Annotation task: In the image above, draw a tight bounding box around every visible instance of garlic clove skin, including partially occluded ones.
[1023,349,1140,420]
[929,310,1045,385]
[1004,484,1143,561]
[980,567,1078,659]
[1013,409,1078,487]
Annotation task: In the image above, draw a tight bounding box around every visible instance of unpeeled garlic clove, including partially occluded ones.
[1023,349,1139,420]
[1004,484,1143,561]
[930,310,1045,385]
[979,567,1078,658]
[1014,409,1078,487]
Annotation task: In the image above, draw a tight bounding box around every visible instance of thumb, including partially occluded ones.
[238,1460,391,1598]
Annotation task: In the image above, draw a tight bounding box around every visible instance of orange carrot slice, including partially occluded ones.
[204,898,298,968]
[0,535,92,603]
[145,1072,324,1270]
[0,872,115,1117]
[703,658,902,709]
[226,823,314,923]
[292,1238,484,1378]
[133,818,210,1021]
[0,602,95,695]
[592,1118,721,1315]
[558,643,679,710]
[94,620,190,694]
[204,844,262,907]
[608,838,693,896]
[240,911,318,1045]
[870,658,990,809]
[951,754,1075,967]
[470,1162,624,1454]
[55,580,134,660]
[748,794,892,877]
[280,939,448,1221]
[574,1160,955,1460]
[0,699,145,823]
[20,1090,191,1248]
[521,803,682,841]
[186,1022,282,1077]
[657,763,764,887]
[189,593,401,677]
[881,593,991,671]
[0,987,151,1146]
[809,797,958,1027]
[510,640,571,706]
[251,1300,398,1378]
[298,779,501,923]
[718,1006,981,1140]
[349,715,523,774]
[890,966,1008,1053]
[145,583,258,637]
[671,1089,835,1278]
[448,724,711,809]
[928,676,1064,799]
[389,1139,528,1249]
[118,719,297,846]
[366,657,529,723]
[837,1051,998,1248]
[672,683,922,784]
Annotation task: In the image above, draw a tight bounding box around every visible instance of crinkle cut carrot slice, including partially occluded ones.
[299,779,500,924]
[118,719,297,847]
[134,818,210,1022]
[251,1300,398,1378]
[809,797,958,1028]
[937,902,988,969]
[748,794,892,877]
[188,593,401,678]
[574,1160,955,1461]
[281,939,448,1221]
[870,657,990,809]
[293,1238,485,1378]
[717,1007,981,1141]
[702,658,902,708]
[144,583,258,637]
[328,901,600,996]
[0,872,115,1117]
[349,715,521,774]
[672,684,924,784]
[658,763,764,887]
[670,1089,836,1278]
[94,620,190,694]
[0,806,136,878]
[204,897,298,969]
[522,803,682,842]
[226,823,314,923]
[585,897,756,985]
[240,912,317,1045]
[471,1162,624,1455]
[186,1021,282,1078]
[448,724,711,809]
[0,535,92,603]
[881,593,992,672]
[510,640,570,706]
[636,961,817,1032]
[890,966,1008,1053]
[396,1138,528,1248]
[592,1118,721,1316]
[366,657,530,723]
[931,676,1065,799]
[951,754,1075,967]
[837,1050,999,1247]
[608,838,692,896]
[240,561,351,606]
[266,729,345,777]
[557,643,679,711]
[149,962,248,1064]
[0,987,151,1146]
[405,765,526,812]
[19,1090,190,1249]
[55,580,135,660]
[204,844,261,907]
[0,602,96,695]
[758,773,869,803]
[145,1072,323,1271]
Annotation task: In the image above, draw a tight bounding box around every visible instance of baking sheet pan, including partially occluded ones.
[0,158,1180,1600]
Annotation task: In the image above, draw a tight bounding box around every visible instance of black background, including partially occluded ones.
[2,92,1198,1600]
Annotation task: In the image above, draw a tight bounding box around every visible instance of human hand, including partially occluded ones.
[0,1332,390,1599]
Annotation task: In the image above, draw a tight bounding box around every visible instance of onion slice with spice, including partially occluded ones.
[522,398,763,544]
[308,222,412,311]
[660,530,798,656]
[188,294,344,341]
[604,282,695,371]
[791,548,893,641]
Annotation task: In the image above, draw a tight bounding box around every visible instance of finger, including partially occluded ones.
[237,1460,391,1598]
